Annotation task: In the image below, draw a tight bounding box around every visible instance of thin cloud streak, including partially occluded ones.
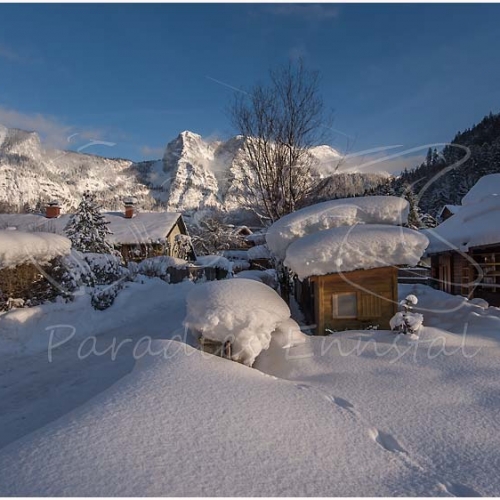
[206,76,249,95]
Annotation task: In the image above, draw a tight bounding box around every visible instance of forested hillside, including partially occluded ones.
[368,111,500,218]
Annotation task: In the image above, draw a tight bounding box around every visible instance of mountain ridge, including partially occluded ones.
[0,124,387,222]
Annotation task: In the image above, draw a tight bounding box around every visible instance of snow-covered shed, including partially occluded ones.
[0,203,194,263]
[0,230,71,307]
[425,174,500,306]
[266,196,428,333]
[285,224,429,332]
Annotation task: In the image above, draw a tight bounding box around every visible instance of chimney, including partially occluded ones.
[45,200,61,219]
[124,197,137,219]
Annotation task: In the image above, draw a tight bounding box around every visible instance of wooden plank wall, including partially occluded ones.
[313,266,398,334]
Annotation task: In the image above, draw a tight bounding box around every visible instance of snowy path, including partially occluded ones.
[0,281,193,450]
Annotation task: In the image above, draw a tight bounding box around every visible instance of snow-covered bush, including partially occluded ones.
[59,251,130,310]
[195,255,232,273]
[269,317,308,349]
[184,279,292,366]
[64,252,129,288]
[136,256,189,281]
[390,294,424,335]
[90,284,122,311]
[469,297,489,309]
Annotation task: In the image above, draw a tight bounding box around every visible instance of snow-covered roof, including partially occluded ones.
[462,173,500,206]
[426,174,500,253]
[103,212,182,245]
[0,211,183,245]
[0,230,71,270]
[284,224,429,280]
[266,196,409,259]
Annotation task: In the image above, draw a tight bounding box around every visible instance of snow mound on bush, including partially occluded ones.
[195,255,232,271]
[266,196,409,259]
[0,230,71,270]
[137,255,188,276]
[184,279,291,366]
[285,224,429,280]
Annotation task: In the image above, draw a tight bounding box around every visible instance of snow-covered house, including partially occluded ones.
[266,196,429,333]
[426,174,500,306]
[0,201,194,263]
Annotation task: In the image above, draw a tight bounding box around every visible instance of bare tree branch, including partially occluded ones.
[230,60,331,222]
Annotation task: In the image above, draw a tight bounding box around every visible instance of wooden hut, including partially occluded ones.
[284,224,429,335]
[295,266,399,333]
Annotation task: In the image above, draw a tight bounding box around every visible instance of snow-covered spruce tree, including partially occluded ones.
[65,191,116,254]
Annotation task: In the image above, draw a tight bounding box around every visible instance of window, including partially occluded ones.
[332,292,357,318]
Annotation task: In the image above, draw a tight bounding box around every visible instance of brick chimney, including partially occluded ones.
[45,200,61,219]
[124,197,137,219]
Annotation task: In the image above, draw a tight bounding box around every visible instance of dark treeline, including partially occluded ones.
[366,111,500,223]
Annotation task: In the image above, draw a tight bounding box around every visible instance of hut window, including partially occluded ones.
[332,292,357,318]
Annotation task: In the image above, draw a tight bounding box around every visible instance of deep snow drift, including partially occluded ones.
[2,283,500,495]
[2,274,500,496]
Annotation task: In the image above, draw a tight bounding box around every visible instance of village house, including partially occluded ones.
[0,199,195,263]
[426,174,500,307]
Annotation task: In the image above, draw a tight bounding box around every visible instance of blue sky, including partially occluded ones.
[1,3,499,171]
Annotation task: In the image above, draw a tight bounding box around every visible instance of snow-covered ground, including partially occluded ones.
[1,281,500,495]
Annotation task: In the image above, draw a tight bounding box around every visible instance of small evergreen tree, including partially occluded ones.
[65,191,116,254]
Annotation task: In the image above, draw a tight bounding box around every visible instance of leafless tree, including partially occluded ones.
[188,212,247,255]
[230,60,331,222]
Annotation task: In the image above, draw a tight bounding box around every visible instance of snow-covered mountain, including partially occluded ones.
[0,125,386,220]
[0,125,151,212]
